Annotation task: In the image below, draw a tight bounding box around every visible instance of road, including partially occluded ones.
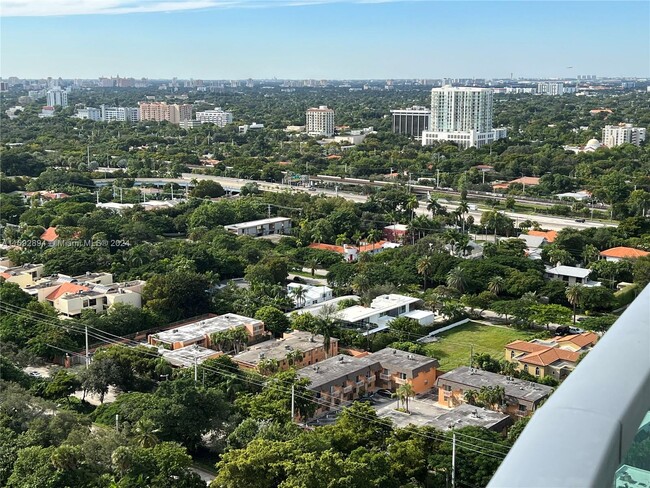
[179,174,614,232]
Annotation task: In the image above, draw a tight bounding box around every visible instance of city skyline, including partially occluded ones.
[1,1,649,79]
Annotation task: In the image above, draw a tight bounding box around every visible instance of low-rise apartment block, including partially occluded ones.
[436,366,554,417]
[602,123,646,147]
[287,283,333,308]
[334,293,422,329]
[505,332,598,380]
[0,263,45,287]
[148,313,266,350]
[232,330,338,372]
[224,217,292,237]
[195,107,233,127]
[23,272,145,317]
[368,347,440,394]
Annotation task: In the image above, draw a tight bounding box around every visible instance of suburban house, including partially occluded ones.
[383,224,409,243]
[224,217,292,237]
[436,366,554,418]
[492,176,540,191]
[287,283,333,308]
[23,272,145,317]
[368,347,440,394]
[525,230,558,243]
[334,293,422,330]
[0,263,45,287]
[40,226,61,245]
[232,330,339,371]
[309,240,399,262]
[298,354,383,416]
[505,332,598,380]
[515,234,548,260]
[599,246,650,262]
[148,313,266,350]
[545,264,601,287]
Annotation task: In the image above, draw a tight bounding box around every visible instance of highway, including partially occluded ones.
[96,173,614,232]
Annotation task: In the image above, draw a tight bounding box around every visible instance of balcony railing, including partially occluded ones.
[356,381,365,387]
[489,285,650,488]
[379,373,392,381]
[343,385,353,394]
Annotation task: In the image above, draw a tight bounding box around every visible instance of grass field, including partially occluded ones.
[423,322,537,372]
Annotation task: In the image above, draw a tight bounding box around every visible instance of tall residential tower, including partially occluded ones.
[421,86,506,149]
[306,106,335,136]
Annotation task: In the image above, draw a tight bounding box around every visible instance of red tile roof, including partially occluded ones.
[526,230,558,243]
[599,247,650,259]
[506,340,548,354]
[555,332,599,349]
[517,348,580,367]
[358,241,388,252]
[46,282,89,301]
[40,227,59,242]
[0,272,11,280]
[309,243,346,254]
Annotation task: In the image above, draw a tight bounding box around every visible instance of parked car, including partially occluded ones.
[555,325,571,336]
[568,326,585,334]
[376,389,393,398]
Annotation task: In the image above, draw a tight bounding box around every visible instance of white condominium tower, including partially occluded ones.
[306,105,335,136]
[422,86,506,149]
[195,107,233,127]
[46,87,68,107]
[602,124,647,147]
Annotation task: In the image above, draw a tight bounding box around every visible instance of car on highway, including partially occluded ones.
[575,218,586,223]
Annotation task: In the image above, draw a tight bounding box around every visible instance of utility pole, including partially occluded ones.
[115,414,119,432]
[291,384,295,421]
[85,326,89,369]
[451,431,456,488]
[436,169,440,189]
[87,146,90,165]
[268,204,271,218]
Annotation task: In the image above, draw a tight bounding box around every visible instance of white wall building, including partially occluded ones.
[46,87,68,107]
[421,86,506,149]
[75,107,102,121]
[196,107,233,127]
[101,105,140,122]
[537,82,565,95]
[306,106,335,136]
[224,217,292,237]
[602,124,647,147]
[287,283,333,308]
[391,106,430,139]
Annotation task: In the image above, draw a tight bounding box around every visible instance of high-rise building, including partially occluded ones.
[46,87,68,107]
[602,124,647,147]
[391,106,430,139]
[537,82,565,95]
[138,102,192,125]
[306,105,335,136]
[195,107,233,127]
[421,86,506,149]
[100,105,140,123]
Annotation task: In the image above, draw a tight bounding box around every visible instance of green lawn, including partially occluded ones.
[423,322,537,372]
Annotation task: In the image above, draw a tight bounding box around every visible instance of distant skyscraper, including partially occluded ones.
[306,106,335,136]
[46,87,68,107]
[139,102,192,125]
[537,82,565,95]
[391,106,430,140]
[602,124,647,147]
[421,86,506,149]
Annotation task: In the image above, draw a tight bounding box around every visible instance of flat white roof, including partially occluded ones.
[224,217,291,230]
[336,294,421,323]
[547,265,591,279]
[152,313,262,344]
[402,310,435,320]
[161,345,221,367]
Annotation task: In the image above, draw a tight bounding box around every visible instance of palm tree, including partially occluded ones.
[581,244,600,265]
[488,276,505,296]
[352,230,363,247]
[257,358,280,375]
[406,195,419,222]
[290,285,306,308]
[335,233,348,246]
[457,200,470,234]
[316,317,337,357]
[446,266,467,293]
[565,284,584,325]
[395,383,416,413]
[427,196,445,217]
[416,256,433,290]
[286,350,305,367]
[306,258,319,277]
[133,418,160,448]
[367,228,382,252]
[463,389,479,406]
[228,327,249,354]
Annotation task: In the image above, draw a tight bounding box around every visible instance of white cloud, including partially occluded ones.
[0,0,414,17]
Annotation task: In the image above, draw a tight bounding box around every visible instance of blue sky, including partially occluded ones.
[1,1,648,79]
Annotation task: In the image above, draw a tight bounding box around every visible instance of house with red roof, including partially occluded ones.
[309,240,396,262]
[525,230,558,243]
[599,246,650,262]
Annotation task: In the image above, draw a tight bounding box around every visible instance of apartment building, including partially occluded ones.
[195,107,233,127]
[139,102,192,124]
[368,347,440,394]
[306,106,335,136]
[23,272,145,317]
[232,330,339,372]
[148,313,266,350]
[334,293,422,329]
[75,107,102,121]
[101,105,140,123]
[537,82,565,95]
[421,86,507,149]
[287,283,333,308]
[46,87,68,107]
[0,263,45,288]
[391,106,430,139]
[602,124,647,147]
[505,332,599,380]
[436,366,554,417]
[224,217,292,237]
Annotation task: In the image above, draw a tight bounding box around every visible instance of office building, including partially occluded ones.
[306,105,335,136]
[75,107,102,121]
[421,86,506,149]
[195,107,233,127]
[537,82,565,95]
[602,124,647,147]
[390,106,430,139]
[101,105,140,123]
[46,87,68,107]
[139,102,192,125]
